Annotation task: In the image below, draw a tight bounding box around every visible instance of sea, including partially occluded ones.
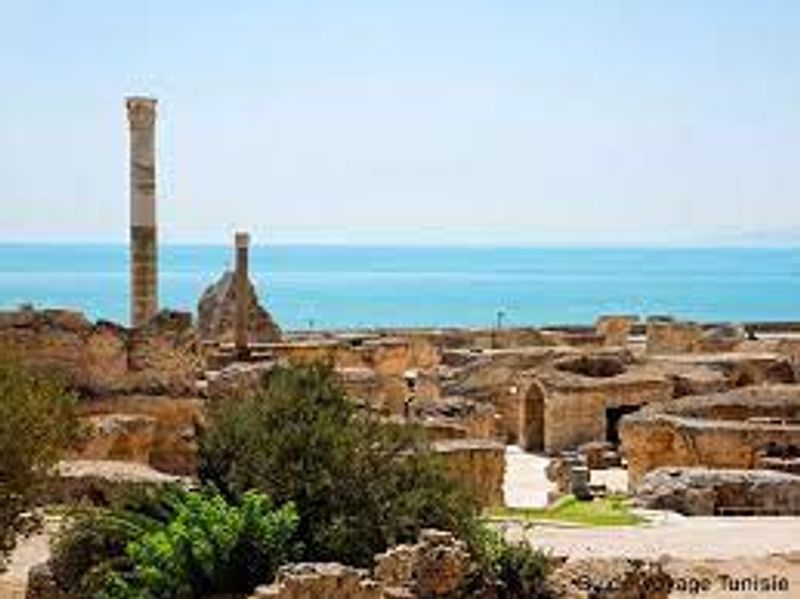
[1,244,799,330]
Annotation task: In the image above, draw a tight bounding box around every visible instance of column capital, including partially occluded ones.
[126,96,157,128]
[235,231,251,249]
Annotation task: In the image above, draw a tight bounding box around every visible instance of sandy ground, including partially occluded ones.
[0,528,50,599]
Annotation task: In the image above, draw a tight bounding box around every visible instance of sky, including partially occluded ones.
[0,0,798,245]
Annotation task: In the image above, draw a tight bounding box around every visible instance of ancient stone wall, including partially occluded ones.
[646,320,703,354]
[596,315,636,347]
[432,439,505,506]
[0,308,199,397]
[537,369,672,453]
[620,387,800,485]
[72,395,204,475]
[198,271,281,343]
[413,397,497,441]
[635,467,800,515]
[266,337,441,416]
[250,530,471,599]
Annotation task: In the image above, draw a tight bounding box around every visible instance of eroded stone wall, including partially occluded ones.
[620,386,800,485]
[0,308,199,396]
[432,439,505,506]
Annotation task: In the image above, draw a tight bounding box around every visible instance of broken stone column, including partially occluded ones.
[234,232,250,356]
[233,232,250,356]
[126,97,158,327]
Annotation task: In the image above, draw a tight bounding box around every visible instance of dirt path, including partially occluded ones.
[505,514,800,560]
[0,529,50,599]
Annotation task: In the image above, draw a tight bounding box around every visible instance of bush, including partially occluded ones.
[467,525,554,599]
[199,362,478,566]
[51,486,188,597]
[0,361,77,569]
[51,487,299,599]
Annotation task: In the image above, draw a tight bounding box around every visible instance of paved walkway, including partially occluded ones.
[503,446,552,508]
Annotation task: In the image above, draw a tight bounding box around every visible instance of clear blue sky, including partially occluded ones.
[1,0,798,245]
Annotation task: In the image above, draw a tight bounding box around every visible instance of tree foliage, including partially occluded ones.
[0,360,77,569]
[198,361,479,566]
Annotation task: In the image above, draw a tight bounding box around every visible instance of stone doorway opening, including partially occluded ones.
[605,405,640,445]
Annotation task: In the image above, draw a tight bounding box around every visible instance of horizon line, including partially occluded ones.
[2,240,800,250]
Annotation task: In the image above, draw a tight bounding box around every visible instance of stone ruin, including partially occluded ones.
[197,270,282,344]
[0,307,199,396]
[250,530,472,599]
[619,385,800,486]
[634,467,800,516]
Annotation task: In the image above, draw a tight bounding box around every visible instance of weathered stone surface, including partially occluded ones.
[432,439,505,506]
[596,315,637,347]
[251,563,382,599]
[412,396,497,441]
[549,557,671,599]
[619,385,800,484]
[635,467,800,516]
[649,351,795,388]
[74,413,158,464]
[578,441,616,469]
[47,460,189,506]
[0,308,199,397]
[73,396,204,475]
[374,530,471,598]
[530,364,672,453]
[646,320,703,354]
[698,324,746,352]
[250,530,472,599]
[198,271,281,343]
[206,360,277,401]
[127,310,200,395]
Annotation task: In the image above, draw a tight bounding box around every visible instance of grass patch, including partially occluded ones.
[486,494,644,527]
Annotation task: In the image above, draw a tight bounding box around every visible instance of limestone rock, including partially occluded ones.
[619,385,800,484]
[47,460,189,506]
[74,413,158,463]
[0,307,200,397]
[699,323,746,352]
[374,530,471,598]
[596,315,637,347]
[646,320,703,354]
[198,271,281,343]
[549,557,671,599]
[75,396,204,476]
[127,310,201,395]
[634,467,800,516]
[206,360,277,401]
[251,563,382,599]
[432,439,505,507]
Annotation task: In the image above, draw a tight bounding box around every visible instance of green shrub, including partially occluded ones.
[51,487,299,599]
[0,361,77,570]
[198,361,479,566]
[467,525,554,599]
[50,486,189,597]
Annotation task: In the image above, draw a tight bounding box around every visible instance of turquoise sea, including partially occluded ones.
[0,245,799,329]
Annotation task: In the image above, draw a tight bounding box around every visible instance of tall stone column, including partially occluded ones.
[126,97,158,327]
[234,231,251,356]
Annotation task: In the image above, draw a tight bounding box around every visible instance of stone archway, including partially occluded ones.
[519,380,545,452]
